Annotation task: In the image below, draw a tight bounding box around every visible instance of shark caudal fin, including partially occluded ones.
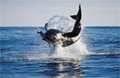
[70,4,82,22]
[62,4,82,38]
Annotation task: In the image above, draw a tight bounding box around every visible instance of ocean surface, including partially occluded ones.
[0,26,120,78]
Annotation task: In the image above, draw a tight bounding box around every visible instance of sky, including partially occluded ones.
[0,0,120,27]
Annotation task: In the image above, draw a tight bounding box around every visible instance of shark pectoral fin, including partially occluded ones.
[37,31,42,34]
[38,31,45,38]
[37,31,46,41]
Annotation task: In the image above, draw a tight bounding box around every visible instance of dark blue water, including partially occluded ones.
[0,27,120,78]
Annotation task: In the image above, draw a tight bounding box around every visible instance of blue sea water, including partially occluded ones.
[0,26,120,78]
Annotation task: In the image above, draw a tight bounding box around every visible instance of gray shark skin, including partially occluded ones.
[38,5,82,47]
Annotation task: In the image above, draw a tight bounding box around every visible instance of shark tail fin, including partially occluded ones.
[70,4,81,22]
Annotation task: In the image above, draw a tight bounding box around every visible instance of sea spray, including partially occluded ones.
[47,15,89,59]
[49,40,89,59]
[47,15,73,32]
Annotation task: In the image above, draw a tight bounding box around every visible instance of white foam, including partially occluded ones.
[90,52,120,55]
[51,40,90,60]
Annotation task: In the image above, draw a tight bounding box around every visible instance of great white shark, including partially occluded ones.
[38,5,82,47]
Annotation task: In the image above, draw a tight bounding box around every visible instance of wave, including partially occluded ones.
[107,41,120,44]
[89,52,120,56]
[1,51,120,63]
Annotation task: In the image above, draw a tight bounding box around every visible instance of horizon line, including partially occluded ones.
[0,26,120,27]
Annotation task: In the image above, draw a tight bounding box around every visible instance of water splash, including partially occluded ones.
[47,15,73,32]
[35,15,89,61]
[51,40,90,60]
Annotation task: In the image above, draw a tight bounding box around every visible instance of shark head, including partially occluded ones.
[44,29,63,45]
